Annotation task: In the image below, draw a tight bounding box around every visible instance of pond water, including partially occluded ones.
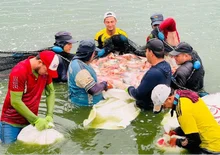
[0,0,220,154]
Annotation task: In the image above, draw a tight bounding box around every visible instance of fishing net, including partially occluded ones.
[103,35,145,57]
[0,47,51,73]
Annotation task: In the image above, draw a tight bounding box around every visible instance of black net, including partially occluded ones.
[0,47,52,72]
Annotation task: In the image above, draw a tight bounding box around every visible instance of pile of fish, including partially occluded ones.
[91,53,178,89]
[91,53,151,89]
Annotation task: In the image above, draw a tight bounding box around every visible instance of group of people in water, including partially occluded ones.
[0,11,220,154]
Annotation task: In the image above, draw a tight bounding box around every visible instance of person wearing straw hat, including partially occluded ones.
[151,84,220,154]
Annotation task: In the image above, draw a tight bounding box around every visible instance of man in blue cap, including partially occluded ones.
[52,31,77,82]
[126,38,171,110]
[150,13,164,29]
[147,14,180,53]
[68,39,112,106]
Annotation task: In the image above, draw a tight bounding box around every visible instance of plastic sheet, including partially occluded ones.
[83,89,140,129]
[17,124,64,145]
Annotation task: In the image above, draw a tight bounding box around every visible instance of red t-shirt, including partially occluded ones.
[146,18,180,43]
[1,57,52,125]
[159,17,180,42]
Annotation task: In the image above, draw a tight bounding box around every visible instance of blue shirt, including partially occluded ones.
[68,59,103,106]
[128,60,171,110]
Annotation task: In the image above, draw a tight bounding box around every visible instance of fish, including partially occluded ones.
[91,53,150,89]
[91,53,177,89]
[156,134,185,153]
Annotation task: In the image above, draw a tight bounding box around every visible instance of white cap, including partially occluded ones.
[104,11,116,20]
[151,84,171,113]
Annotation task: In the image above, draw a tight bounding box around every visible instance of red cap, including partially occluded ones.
[39,50,59,78]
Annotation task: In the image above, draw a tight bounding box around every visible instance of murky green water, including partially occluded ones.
[0,0,220,154]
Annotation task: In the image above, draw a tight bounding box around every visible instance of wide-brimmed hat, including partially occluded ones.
[55,31,77,44]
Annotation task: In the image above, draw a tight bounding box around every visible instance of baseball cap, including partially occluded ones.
[145,38,164,52]
[104,11,117,20]
[150,13,164,26]
[55,31,77,44]
[151,84,171,113]
[169,42,193,56]
[39,50,59,78]
[74,39,100,60]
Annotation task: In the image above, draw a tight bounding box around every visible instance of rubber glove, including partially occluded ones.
[107,81,113,89]
[120,35,128,42]
[167,130,177,136]
[34,117,49,131]
[45,115,53,123]
[45,115,55,128]
[97,49,105,57]
[169,137,177,147]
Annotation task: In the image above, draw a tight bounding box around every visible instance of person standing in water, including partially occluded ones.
[0,50,59,144]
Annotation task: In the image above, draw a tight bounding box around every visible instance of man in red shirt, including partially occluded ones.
[0,50,59,144]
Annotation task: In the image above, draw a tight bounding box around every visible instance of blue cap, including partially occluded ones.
[150,13,164,26]
[55,31,77,44]
[74,39,100,60]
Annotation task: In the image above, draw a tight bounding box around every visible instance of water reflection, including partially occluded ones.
[131,111,165,154]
